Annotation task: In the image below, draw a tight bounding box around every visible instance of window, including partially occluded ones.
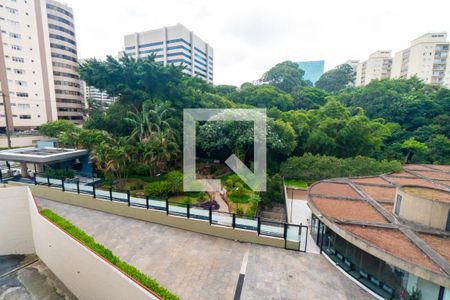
[15,80,26,86]
[16,92,28,97]
[52,62,77,70]
[17,103,30,109]
[394,195,402,215]
[51,52,77,62]
[6,19,19,26]
[5,7,18,14]
[47,14,73,27]
[167,38,190,46]
[49,33,76,46]
[138,41,164,48]
[13,68,25,74]
[46,4,73,18]
[50,43,77,54]
[48,23,75,36]
[12,56,24,62]
[11,44,21,50]
[53,71,79,79]
[9,32,21,39]
[19,114,31,119]
[167,51,191,60]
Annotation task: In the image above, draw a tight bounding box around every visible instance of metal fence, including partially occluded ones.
[4,173,309,252]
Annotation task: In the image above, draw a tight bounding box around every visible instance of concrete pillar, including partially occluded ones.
[20,162,27,177]
[36,163,44,173]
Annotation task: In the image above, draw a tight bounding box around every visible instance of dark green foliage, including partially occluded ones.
[39,120,77,138]
[316,64,355,92]
[44,168,74,179]
[260,61,312,93]
[260,174,283,207]
[40,209,179,300]
[144,181,172,198]
[280,153,402,183]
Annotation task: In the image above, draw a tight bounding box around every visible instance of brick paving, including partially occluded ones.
[37,198,373,300]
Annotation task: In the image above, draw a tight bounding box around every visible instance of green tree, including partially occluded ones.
[315,64,355,92]
[230,83,294,111]
[260,61,311,93]
[39,120,77,138]
[428,135,450,164]
[401,138,429,163]
[291,86,329,110]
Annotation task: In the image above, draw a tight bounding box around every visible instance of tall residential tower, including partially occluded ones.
[355,51,392,86]
[391,33,450,88]
[0,0,84,132]
[123,24,214,84]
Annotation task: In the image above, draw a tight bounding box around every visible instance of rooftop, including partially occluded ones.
[0,147,88,163]
[307,164,450,286]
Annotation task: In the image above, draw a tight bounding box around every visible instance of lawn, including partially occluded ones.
[284,178,308,189]
[168,192,207,205]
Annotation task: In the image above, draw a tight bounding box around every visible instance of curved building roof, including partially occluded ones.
[307,164,450,288]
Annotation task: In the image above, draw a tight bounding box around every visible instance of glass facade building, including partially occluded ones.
[296,60,325,84]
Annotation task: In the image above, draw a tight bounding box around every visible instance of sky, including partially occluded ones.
[66,0,450,86]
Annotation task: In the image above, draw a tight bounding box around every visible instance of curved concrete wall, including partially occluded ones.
[395,186,450,231]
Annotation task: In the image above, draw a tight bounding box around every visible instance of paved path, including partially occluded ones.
[0,254,76,300]
[37,198,373,300]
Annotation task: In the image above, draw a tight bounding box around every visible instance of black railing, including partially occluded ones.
[7,173,309,251]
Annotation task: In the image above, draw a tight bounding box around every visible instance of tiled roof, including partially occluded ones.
[307,164,450,279]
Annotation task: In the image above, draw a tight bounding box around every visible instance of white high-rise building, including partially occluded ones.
[355,51,392,86]
[81,81,116,108]
[0,0,84,132]
[391,33,450,88]
[123,24,214,84]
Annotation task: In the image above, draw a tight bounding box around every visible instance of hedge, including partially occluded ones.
[40,209,179,300]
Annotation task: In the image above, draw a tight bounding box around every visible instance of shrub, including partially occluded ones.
[166,170,183,195]
[144,181,171,198]
[40,209,179,300]
[280,153,402,183]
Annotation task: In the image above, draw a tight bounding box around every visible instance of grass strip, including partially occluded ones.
[40,208,179,300]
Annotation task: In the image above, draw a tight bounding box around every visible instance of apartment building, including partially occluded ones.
[0,0,83,132]
[123,23,213,84]
[43,0,84,124]
[81,81,116,107]
[391,33,450,88]
[355,51,392,86]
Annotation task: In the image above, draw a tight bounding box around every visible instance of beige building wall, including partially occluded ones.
[391,33,450,88]
[355,51,392,86]
[123,24,214,83]
[41,0,84,125]
[0,0,55,130]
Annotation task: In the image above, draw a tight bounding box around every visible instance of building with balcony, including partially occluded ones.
[123,23,213,84]
[81,81,116,108]
[355,51,392,86]
[391,33,450,88]
[0,0,84,133]
[296,60,325,85]
[43,0,84,124]
[308,164,450,300]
